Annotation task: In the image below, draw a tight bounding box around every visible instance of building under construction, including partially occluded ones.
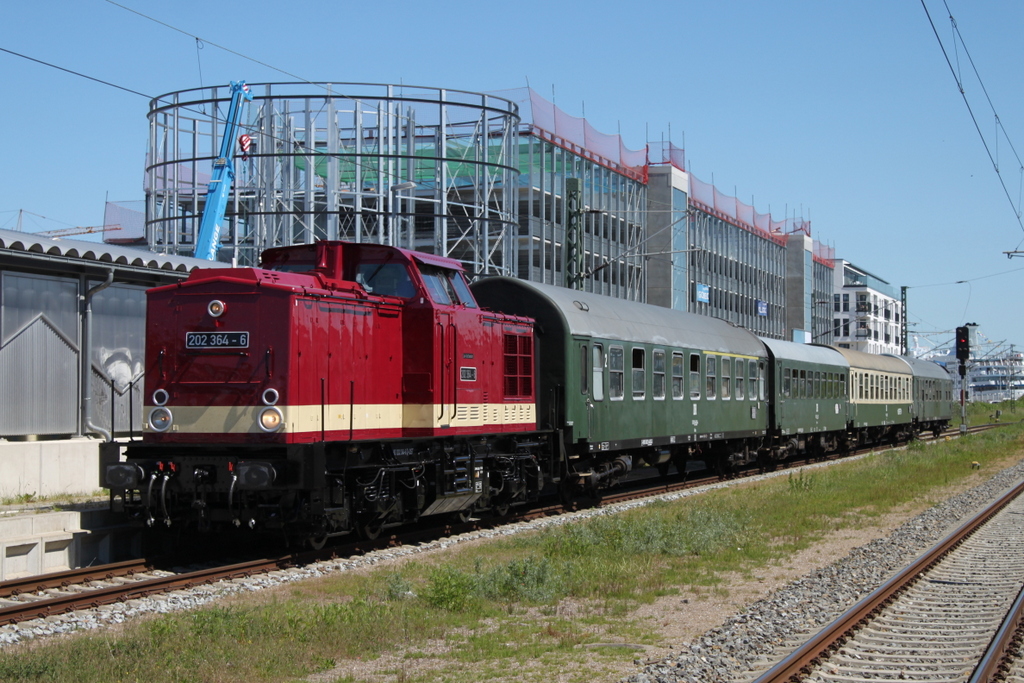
[132,81,833,341]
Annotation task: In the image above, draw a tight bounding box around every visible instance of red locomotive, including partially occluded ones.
[101,241,544,545]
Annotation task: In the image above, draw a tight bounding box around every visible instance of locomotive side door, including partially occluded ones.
[436,310,456,428]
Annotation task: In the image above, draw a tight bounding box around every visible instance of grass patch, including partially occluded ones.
[2,418,1022,683]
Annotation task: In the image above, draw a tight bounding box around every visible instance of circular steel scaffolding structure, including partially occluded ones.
[146,82,520,274]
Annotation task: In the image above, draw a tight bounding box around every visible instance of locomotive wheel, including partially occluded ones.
[306,534,329,550]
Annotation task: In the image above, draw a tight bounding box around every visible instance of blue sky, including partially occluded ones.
[3,0,1024,355]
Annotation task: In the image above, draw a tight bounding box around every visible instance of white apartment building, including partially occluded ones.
[832,260,903,355]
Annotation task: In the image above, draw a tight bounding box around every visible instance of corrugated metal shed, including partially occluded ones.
[0,229,209,275]
[0,229,211,438]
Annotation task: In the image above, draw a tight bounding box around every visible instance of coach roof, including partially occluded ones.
[471,277,766,357]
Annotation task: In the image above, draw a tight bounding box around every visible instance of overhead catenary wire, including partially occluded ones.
[920,0,1024,243]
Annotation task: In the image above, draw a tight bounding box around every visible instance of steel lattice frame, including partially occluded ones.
[146,83,520,275]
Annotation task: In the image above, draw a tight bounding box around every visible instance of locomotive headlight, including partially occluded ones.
[207,299,227,317]
[258,406,283,432]
[149,407,173,432]
[152,388,169,406]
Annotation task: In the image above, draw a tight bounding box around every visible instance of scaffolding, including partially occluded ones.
[146,83,520,275]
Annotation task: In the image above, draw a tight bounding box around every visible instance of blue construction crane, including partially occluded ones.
[195,80,253,261]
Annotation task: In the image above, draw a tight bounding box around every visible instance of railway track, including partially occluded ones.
[749,476,1024,683]
[0,423,1001,631]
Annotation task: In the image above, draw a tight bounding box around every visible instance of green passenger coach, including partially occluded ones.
[759,338,850,458]
[472,277,770,486]
[832,346,914,443]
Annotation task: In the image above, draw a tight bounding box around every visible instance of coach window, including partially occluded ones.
[632,348,646,400]
[706,356,717,399]
[815,371,821,398]
[672,352,685,399]
[783,367,792,397]
[749,360,758,400]
[799,370,807,398]
[580,346,588,395]
[721,358,731,399]
[840,373,847,398]
[653,349,666,400]
[689,353,701,400]
[609,346,624,400]
[592,344,605,401]
[735,359,745,400]
[759,361,767,401]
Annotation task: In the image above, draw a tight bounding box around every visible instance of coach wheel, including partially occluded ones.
[306,534,328,550]
[356,520,383,541]
[492,503,511,518]
[452,509,473,524]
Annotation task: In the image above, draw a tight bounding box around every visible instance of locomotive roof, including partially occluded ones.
[886,354,952,381]
[760,338,849,367]
[471,277,766,356]
[830,346,913,374]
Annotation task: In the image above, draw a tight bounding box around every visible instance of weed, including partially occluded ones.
[422,565,477,611]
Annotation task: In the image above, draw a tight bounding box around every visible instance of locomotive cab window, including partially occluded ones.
[356,262,416,298]
[419,265,458,305]
[448,271,479,308]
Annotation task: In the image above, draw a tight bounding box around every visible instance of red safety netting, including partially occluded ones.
[813,241,835,268]
[492,88,649,182]
[689,174,798,246]
[648,141,686,171]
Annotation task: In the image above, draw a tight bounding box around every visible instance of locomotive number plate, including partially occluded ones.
[185,331,249,349]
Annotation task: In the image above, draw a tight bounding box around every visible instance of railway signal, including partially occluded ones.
[956,326,971,361]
